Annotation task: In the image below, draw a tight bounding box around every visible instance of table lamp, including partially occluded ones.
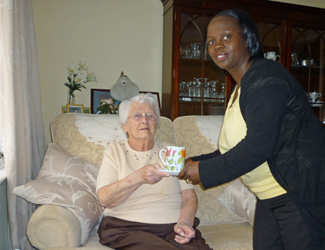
[110,72,139,101]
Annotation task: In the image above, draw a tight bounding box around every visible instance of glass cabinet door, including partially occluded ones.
[255,20,285,64]
[290,25,325,123]
[178,13,227,116]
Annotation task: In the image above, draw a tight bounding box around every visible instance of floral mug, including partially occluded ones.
[159,146,186,175]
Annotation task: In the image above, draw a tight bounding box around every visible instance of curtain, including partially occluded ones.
[0,0,45,249]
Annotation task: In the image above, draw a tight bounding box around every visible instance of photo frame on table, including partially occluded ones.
[66,104,84,113]
[90,89,121,114]
[62,106,91,114]
[90,89,161,114]
[83,107,91,114]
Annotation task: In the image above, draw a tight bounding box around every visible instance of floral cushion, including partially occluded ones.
[13,143,103,245]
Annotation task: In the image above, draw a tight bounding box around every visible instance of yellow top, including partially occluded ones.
[218,87,286,200]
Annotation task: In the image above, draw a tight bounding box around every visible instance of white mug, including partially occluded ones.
[265,52,280,61]
[159,146,186,174]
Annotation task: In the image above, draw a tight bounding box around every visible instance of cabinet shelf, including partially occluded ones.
[180,58,214,63]
[179,98,225,105]
[310,102,324,108]
[291,65,323,70]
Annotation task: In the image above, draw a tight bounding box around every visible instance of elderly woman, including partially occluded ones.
[96,93,211,250]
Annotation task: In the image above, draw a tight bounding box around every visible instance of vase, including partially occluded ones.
[67,90,76,104]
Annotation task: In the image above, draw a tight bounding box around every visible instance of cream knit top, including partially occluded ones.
[97,140,194,223]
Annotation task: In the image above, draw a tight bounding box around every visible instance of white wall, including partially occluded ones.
[32,0,163,146]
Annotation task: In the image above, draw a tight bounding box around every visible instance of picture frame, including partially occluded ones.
[83,107,91,114]
[62,106,91,113]
[66,104,84,113]
[91,89,121,114]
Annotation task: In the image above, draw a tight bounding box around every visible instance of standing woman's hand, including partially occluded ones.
[178,160,200,185]
[184,158,193,167]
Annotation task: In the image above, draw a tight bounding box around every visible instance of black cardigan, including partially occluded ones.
[193,58,325,244]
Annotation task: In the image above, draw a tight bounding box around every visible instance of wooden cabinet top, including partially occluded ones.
[161,0,325,26]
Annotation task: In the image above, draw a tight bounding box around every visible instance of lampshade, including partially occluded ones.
[110,72,139,101]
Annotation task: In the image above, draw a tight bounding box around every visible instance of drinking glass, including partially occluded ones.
[211,81,219,99]
[191,43,201,59]
[219,82,226,103]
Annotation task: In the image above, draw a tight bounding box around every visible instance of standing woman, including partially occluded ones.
[178,9,325,250]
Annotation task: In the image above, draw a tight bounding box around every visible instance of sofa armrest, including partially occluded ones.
[27,205,82,249]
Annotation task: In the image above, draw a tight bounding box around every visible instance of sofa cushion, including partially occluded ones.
[173,116,222,158]
[173,115,242,225]
[217,178,256,225]
[198,223,253,250]
[50,114,119,167]
[27,205,82,249]
[13,143,103,245]
[50,114,174,167]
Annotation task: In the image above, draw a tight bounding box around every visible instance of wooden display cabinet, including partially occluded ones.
[161,0,325,125]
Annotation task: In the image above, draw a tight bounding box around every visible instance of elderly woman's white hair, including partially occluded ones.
[118,93,161,127]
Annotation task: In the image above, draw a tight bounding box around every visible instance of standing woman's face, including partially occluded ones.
[206,15,251,74]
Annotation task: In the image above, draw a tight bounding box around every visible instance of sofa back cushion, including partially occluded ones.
[173,115,242,225]
[50,114,174,167]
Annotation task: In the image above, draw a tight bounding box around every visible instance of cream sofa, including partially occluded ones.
[14,114,255,250]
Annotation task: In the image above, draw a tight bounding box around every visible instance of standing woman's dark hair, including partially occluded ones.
[214,9,264,61]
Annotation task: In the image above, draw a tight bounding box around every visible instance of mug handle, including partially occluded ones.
[159,149,167,166]
[276,55,280,62]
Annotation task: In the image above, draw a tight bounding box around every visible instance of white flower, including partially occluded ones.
[75,73,87,84]
[86,72,97,82]
[67,64,80,75]
[64,61,97,93]
[79,61,88,71]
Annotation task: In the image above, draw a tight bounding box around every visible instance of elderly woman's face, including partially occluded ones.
[123,102,157,142]
[206,15,250,73]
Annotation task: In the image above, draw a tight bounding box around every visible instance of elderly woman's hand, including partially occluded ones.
[174,222,195,244]
[178,160,201,185]
[137,163,170,184]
